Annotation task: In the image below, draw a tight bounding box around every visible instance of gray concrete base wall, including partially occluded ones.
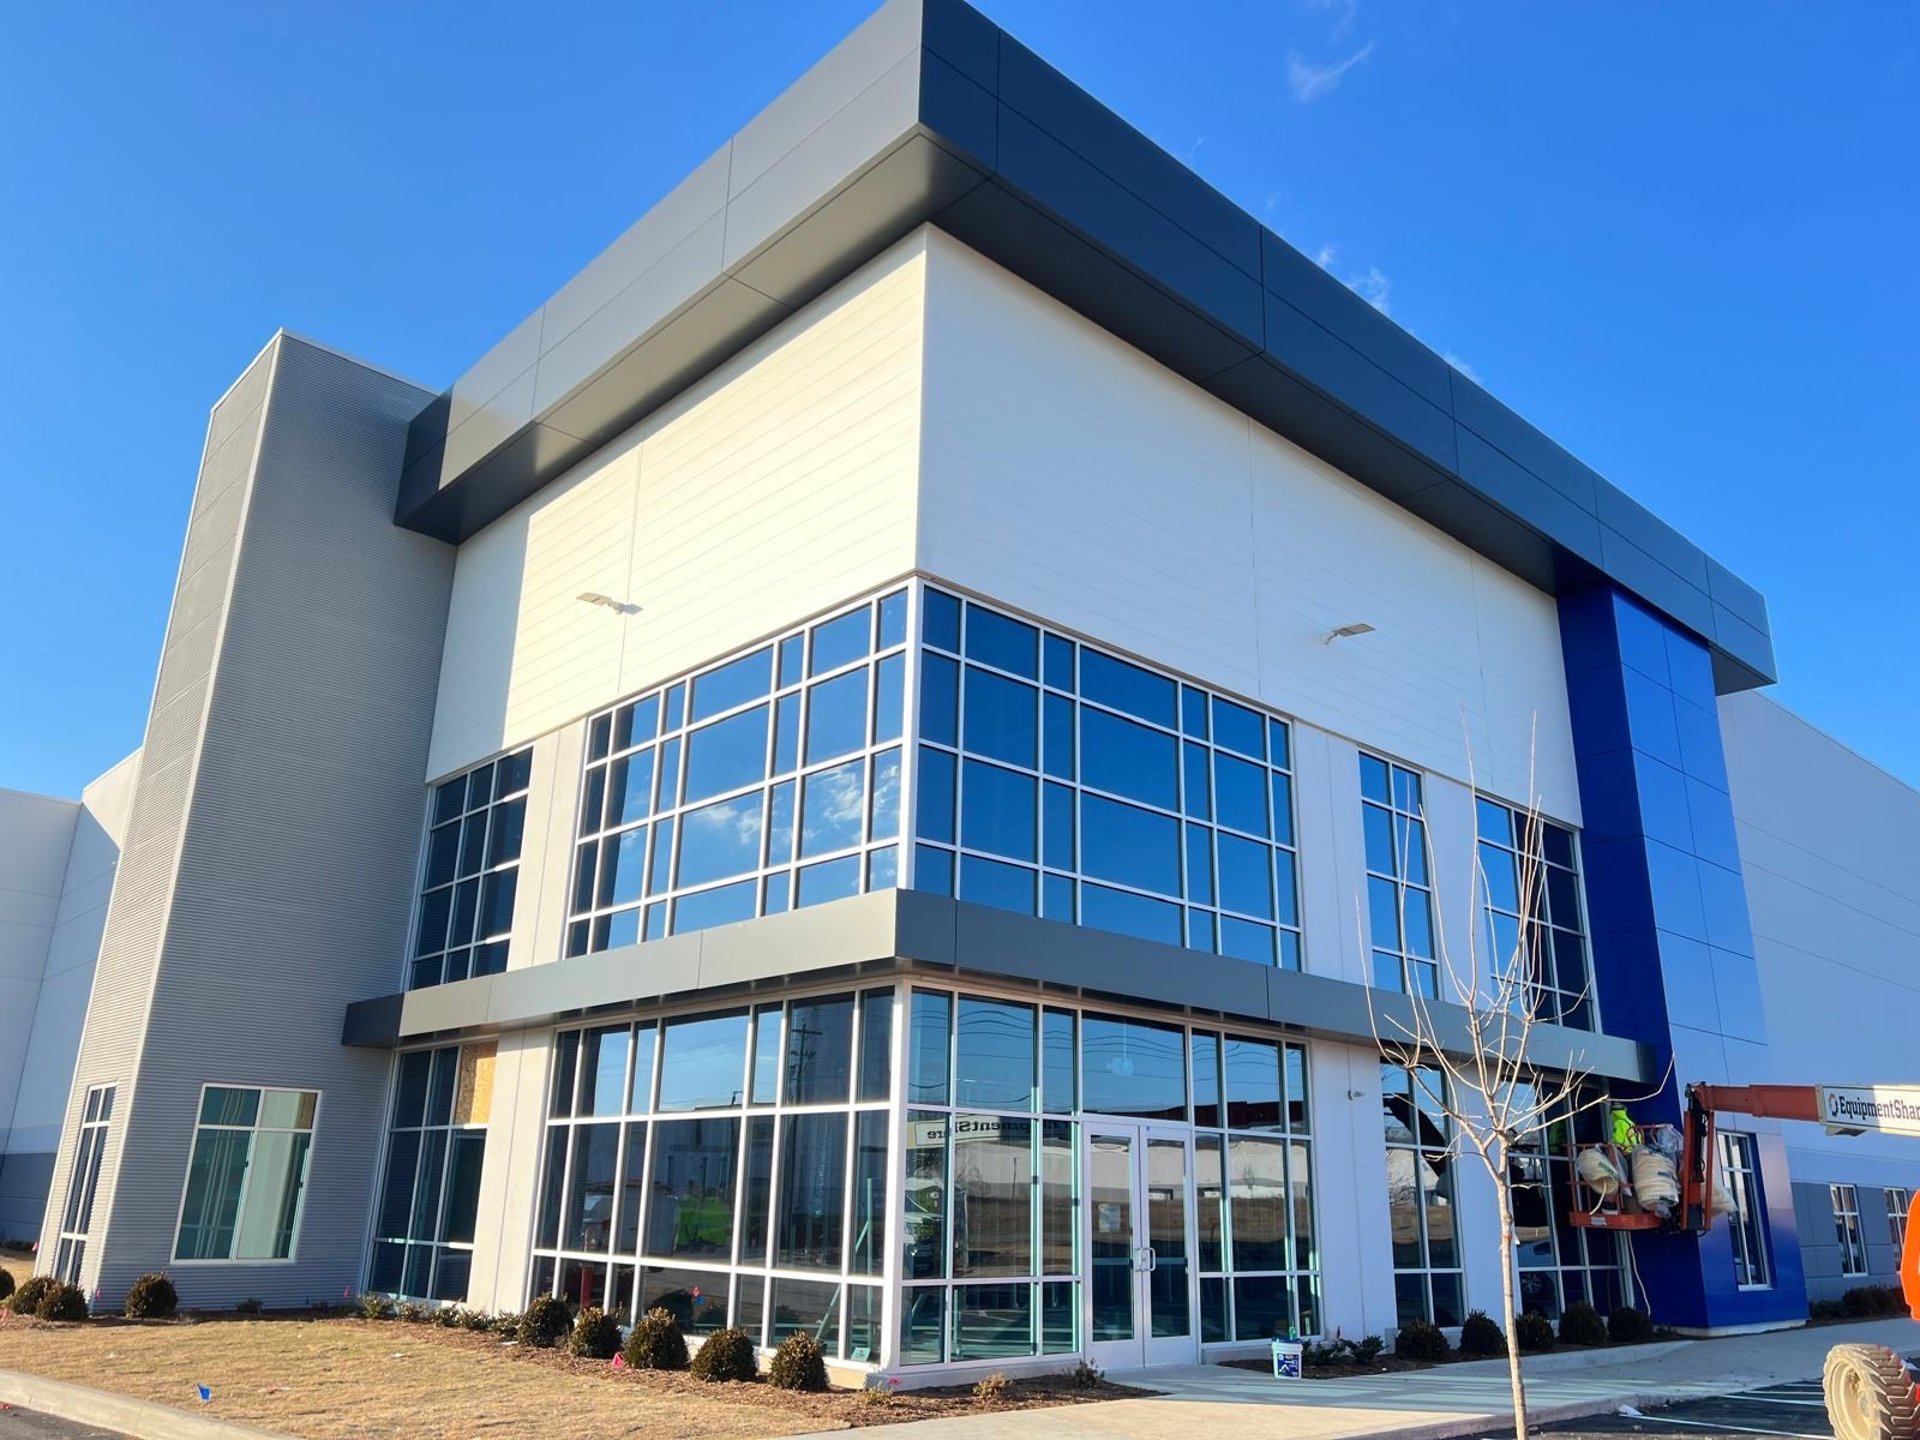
[0,1150,53,1244]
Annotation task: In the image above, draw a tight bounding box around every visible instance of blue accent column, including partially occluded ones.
[1559,587,1806,1329]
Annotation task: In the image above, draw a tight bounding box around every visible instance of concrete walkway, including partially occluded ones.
[872,1320,1920,1440]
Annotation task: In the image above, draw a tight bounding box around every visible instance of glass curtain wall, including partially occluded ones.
[1509,1083,1628,1317]
[912,587,1303,969]
[370,1043,496,1301]
[528,988,894,1362]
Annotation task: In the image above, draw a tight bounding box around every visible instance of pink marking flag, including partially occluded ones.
[611,1353,627,1372]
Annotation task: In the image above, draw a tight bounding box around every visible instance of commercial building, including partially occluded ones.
[14,0,1916,1378]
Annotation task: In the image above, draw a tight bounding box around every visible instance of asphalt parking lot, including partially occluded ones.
[1538,1378,1841,1440]
[0,1405,123,1440]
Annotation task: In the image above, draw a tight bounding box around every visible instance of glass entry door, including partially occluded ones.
[1084,1123,1196,1368]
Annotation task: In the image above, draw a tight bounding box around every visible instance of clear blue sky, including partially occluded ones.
[4,2,1915,798]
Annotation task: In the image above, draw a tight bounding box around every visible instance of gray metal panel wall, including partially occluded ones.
[392,0,1775,692]
[44,337,451,1308]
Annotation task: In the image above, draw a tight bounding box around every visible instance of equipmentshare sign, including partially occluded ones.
[1819,1086,1920,1138]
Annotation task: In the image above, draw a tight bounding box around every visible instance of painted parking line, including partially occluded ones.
[1716,1396,1830,1409]
[1614,1405,1827,1440]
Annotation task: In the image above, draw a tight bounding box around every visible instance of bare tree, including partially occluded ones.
[1368,738,1642,1440]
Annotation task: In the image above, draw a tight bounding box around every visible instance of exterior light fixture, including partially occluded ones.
[576,592,639,614]
[1321,622,1376,645]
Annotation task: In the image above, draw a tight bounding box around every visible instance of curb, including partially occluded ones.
[0,1370,292,1440]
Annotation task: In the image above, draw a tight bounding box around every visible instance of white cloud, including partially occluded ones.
[1348,265,1391,314]
[1314,244,1338,270]
[1287,42,1374,103]
[1443,352,1482,384]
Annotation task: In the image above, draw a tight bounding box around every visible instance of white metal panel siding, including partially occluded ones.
[1720,691,1920,1188]
[0,791,79,1156]
[427,232,927,780]
[918,231,1580,820]
[428,234,921,791]
[48,337,454,1307]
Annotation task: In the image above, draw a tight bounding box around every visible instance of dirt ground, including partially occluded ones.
[0,1313,1142,1439]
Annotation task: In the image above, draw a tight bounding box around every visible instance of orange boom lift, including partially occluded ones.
[1569,1082,1920,1440]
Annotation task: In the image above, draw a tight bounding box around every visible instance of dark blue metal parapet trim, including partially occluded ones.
[396,0,1775,693]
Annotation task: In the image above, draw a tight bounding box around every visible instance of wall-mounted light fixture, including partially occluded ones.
[577,592,640,615]
[1321,622,1376,645]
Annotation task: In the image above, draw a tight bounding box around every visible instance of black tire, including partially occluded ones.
[1824,1343,1920,1440]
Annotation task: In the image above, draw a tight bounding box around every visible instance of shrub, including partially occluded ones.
[0,1269,13,1305]
[489,1310,523,1337]
[769,1332,829,1391]
[1459,1310,1505,1357]
[1516,1311,1556,1352]
[460,1308,493,1332]
[690,1327,758,1383]
[1841,1285,1905,1318]
[1810,1298,1846,1321]
[1303,1337,1351,1366]
[1069,1357,1104,1389]
[1559,1302,1609,1348]
[37,1281,89,1322]
[398,1301,431,1325]
[568,1306,622,1359]
[431,1305,464,1329]
[973,1372,1013,1404]
[860,1384,895,1408]
[1608,1306,1655,1344]
[123,1273,179,1321]
[1353,1334,1386,1363]
[359,1293,392,1321]
[1395,1318,1451,1362]
[624,1307,689,1371]
[518,1296,572,1349]
[7,1275,53,1316]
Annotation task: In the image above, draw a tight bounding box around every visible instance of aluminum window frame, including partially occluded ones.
[52,1083,116,1285]
[170,1082,322,1266]
[1718,1130,1771,1290]
[404,746,534,990]
[1832,1182,1868,1277]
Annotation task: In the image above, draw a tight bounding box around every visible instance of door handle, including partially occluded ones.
[1145,1246,1157,1272]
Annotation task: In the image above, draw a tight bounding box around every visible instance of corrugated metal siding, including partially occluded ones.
[46,337,454,1308]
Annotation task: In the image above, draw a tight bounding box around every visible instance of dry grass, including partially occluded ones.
[0,1248,33,1293]
[0,1313,1142,1439]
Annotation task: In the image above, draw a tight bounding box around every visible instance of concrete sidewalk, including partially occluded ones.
[870,1319,1920,1440]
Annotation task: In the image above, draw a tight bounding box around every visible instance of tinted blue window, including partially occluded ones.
[962,760,1037,862]
[1217,833,1273,919]
[1042,874,1074,921]
[585,717,611,766]
[801,761,865,857]
[1081,885,1183,948]
[1187,908,1215,953]
[601,827,648,907]
[683,707,768,804]
[1185,825,1214,906]
[664,683,687,733]
[1403,891,1433,957]
[1268,720,1290,770]
[955,997,1036,1110]
[1183,743,1211,820]
[610,908,642,949]
[1212,698,1264,759]
[768,781,795,866]
[1080,651,1176,728]
[692,648,772,722]
[778,635,805,689]
[764,874,791,914]
[1360,753,1392,803]
[960,856,1035,915]
[965,606,1038,679]
[648,818,676,895]
[878,590,908,649]
[1275,857,1299,927]
[921,654,959,748]
[1271,773,1295,847]
[1181,686,1208,738]
[1220,917,1274,966]
[1080,794,1180,895]
[1481,843,1519,912]
[806,670,869,764]
[798,856,861,908]
[874,653,905,744]
[1043,783,1074,870]
[655,737,682,810]
[676,880,758,934]
[607,749,654,827]
[1043,634,1074,689]
[1368,876,1400,948]
[1399,816,1429,884]
[869,846,898,889]
[917,747,956,844]
[1214,753,1269,838]
[657,1012,748,1112]
[1081,1013,1184,1118]
[1477,798,1513,844]
[1043,695,1074,780]
[870,748,901,842]
[812,608,870,676]
[629,695,660,745]
[678,794,763,888]
[773,693,801,774]
[963,669,1038,768]
[924,588,961,650]
[1394,766,1423,813]
[915,844,955,896]
[1080,709,1177,810]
